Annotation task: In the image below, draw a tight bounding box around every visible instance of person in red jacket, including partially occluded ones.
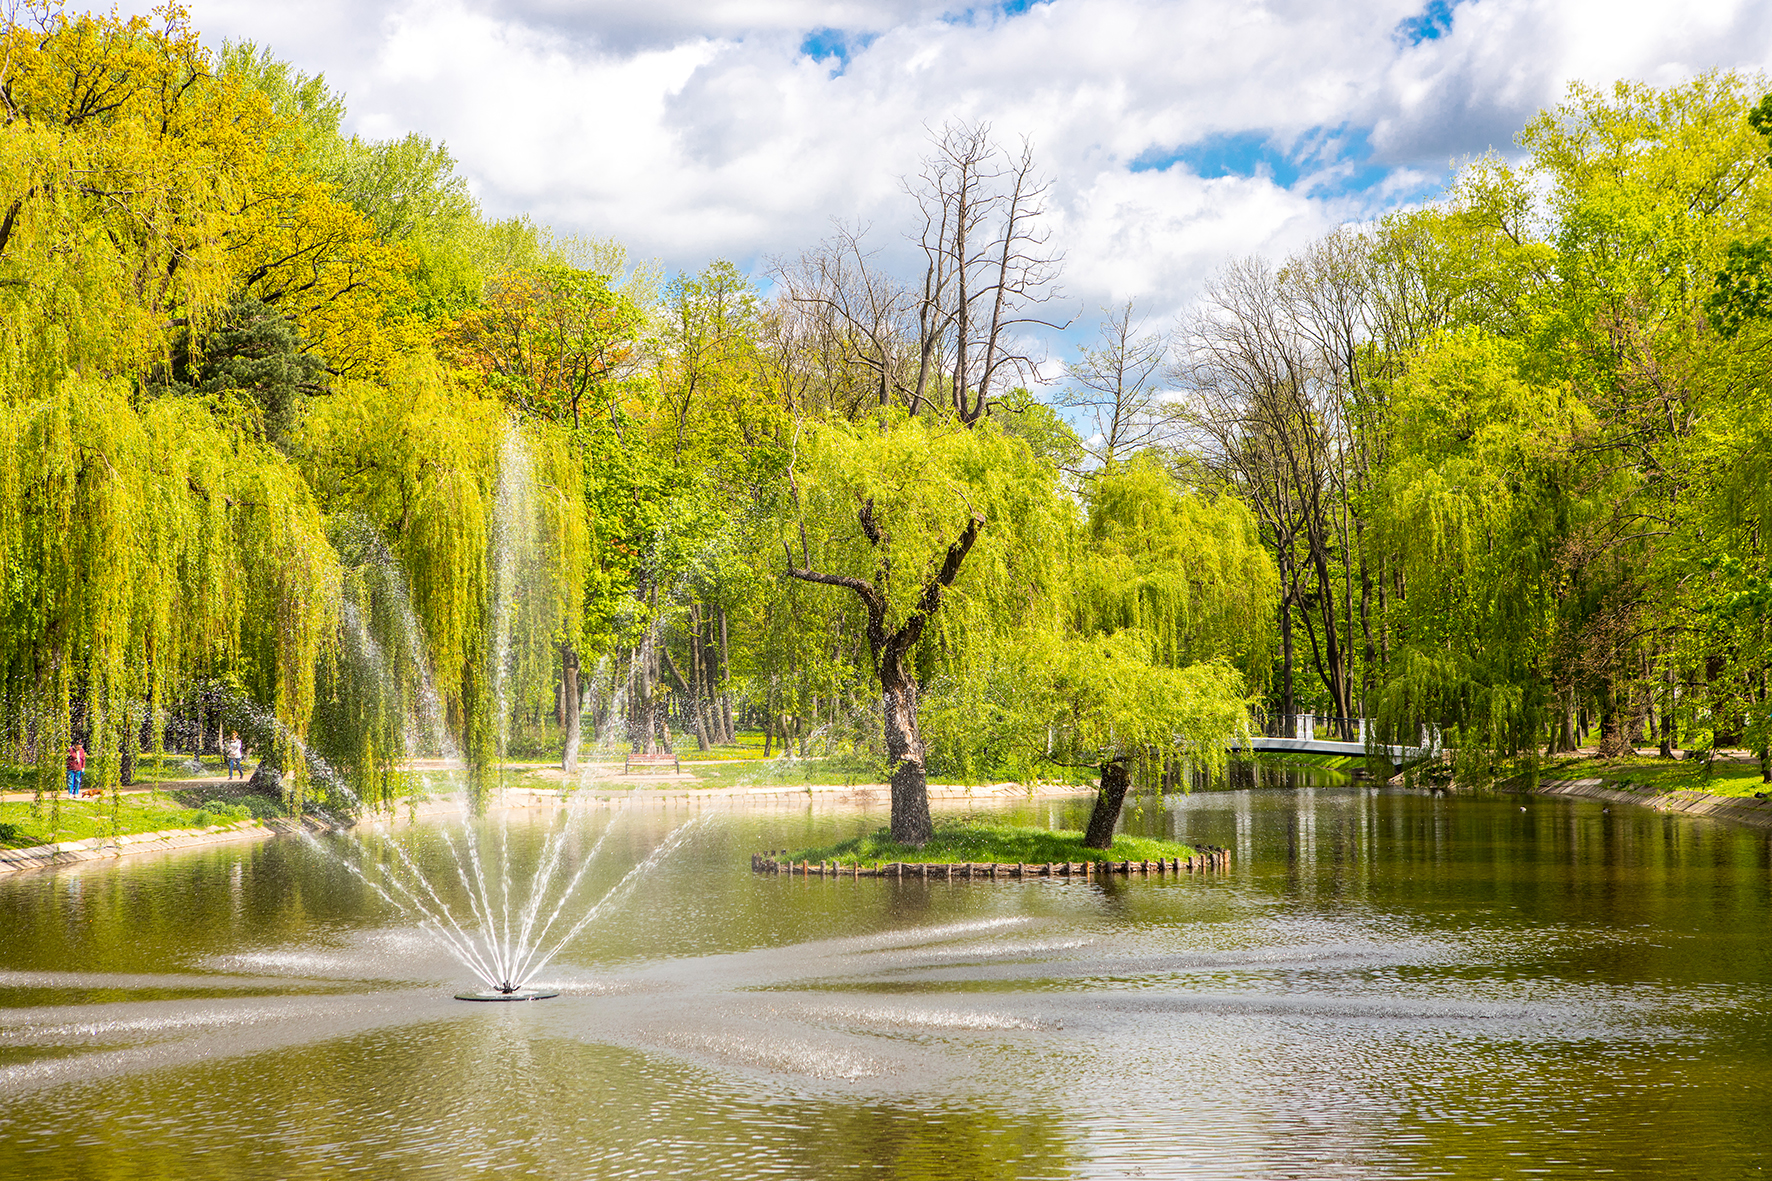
[66,741,86,798]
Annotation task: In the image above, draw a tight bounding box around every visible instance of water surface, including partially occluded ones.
[1,787,1768,1179]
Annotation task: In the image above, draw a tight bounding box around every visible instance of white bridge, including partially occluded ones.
[1229,716,1439,761]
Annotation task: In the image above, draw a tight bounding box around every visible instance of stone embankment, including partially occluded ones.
[752,847,1230,880]
[1533,779,1772,830]
[0,815,334,875]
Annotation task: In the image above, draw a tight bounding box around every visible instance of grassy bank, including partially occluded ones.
[786,816,1200,865]
[1531,753,1768,799]
[0,787,285,848]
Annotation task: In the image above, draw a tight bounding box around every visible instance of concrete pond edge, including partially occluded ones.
[1530,778,1772,830]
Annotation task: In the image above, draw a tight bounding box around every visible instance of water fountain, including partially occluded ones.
[243,424,709,1002]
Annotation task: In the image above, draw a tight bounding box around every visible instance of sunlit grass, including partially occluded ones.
[1538,753,1769,798]
[786,816,1200,865]
[0,793,259,848]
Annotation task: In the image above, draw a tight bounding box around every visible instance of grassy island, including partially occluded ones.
[785,817,1202,866]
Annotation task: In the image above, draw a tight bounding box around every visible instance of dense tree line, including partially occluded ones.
[1170,74,1772,786]
[3,10,1766,846]
[0,9,1258,843]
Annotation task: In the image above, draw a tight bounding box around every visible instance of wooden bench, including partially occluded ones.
[623,752,681,775]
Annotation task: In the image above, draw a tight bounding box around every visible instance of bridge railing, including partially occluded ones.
[1259,715,1367,743]
[1252,716,1444,751]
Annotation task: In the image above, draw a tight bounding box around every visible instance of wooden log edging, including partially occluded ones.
[750,847,1230,879]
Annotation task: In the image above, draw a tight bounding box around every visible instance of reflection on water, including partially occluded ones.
[1,788,1770,1179]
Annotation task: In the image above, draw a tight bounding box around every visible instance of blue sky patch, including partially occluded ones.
[1396,0,1461,45]
[799,28,877,74]
[1133,131,1302,185]
[1131,124,1394,198]
[941,0,1054,26]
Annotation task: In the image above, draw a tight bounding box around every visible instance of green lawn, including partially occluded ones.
[784,816,1202,865]
[1537,753,1769,798]
[0,792,261,848]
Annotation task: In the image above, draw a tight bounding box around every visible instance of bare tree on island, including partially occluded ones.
[777,120,1067,846]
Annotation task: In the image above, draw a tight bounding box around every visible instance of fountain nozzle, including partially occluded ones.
[456,984,559,1002]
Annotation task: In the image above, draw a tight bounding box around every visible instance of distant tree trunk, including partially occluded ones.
[663,643,711,752]
[1658,657,1675,758]
[1082,759,1130,849]
[1279,593,1295,734]
[119,703,136,787]
[1598,676,1628,758]
[631,642,657,755]
[559,643,581,772]
[1557,689,1577,753]
[718,606,734,743]
[1709,655,1742,746]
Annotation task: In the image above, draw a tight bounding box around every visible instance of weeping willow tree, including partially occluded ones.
[0,8,417,808]
[781,412,1069,843]
[1368,328,1595,779]
[299,366,589,806]
[1073,456,1277,685]
[961,457,1273,840]
[1008,630,1251,847]
[0,376,339,801]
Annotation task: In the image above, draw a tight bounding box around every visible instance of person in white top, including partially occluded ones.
[225,732,245,780]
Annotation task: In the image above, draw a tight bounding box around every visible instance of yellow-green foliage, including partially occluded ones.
[0,375,337,793]
[787,412,1068,637]
[1074,455,1276,682]
[1001,629,1251,783]
[298,367,589,797]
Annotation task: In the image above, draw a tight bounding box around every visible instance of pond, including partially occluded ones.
[2,786,1768,1179]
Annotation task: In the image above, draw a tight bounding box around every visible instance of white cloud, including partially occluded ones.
[122,0,1772,331]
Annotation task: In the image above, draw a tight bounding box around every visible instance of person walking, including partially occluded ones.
[66,740,86,798]
[225,731,244,780]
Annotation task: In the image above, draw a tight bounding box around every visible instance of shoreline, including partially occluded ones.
[0,779,1095,875]
[1529,778,1772,830]
[6,773,1766,875]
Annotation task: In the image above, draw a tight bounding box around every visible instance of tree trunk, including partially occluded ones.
[560,644,581,772]
[882,662,934,846]
[1279,593,1295,734]
[786,506,982,847]
[1659,658,1675,759]
[718,606,734,743]
[120,707,136,788]
[1082,759,1130,850]
[689,605,712,752]
[762,687,775,758]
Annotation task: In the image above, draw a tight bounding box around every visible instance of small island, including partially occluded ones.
[756,816,1229,878]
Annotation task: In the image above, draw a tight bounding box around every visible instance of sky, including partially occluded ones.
[116,0,1772,340]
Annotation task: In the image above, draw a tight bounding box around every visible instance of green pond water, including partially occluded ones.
[1,785,1769,1179]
